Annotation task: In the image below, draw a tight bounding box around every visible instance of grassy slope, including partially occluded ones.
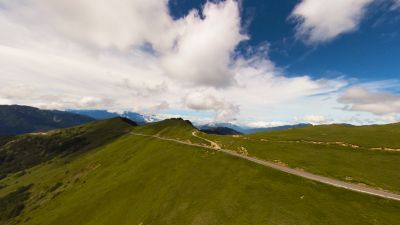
[201,134,400,193]
[133,118,208,144]
[251,123,400,149]
[0,136,13,147]
[0,133,399,225]
[197,122,400,193]
[0,117,136,178]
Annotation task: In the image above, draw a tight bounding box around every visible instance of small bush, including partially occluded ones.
[0,184,32,222]
[49,182,63,192]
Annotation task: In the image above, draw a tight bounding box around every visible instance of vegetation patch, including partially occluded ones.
[0,118,136,178]
[0,184,32,223]
[199,131,400,193]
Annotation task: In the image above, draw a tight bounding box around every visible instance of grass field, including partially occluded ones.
[198,133,400,193]
[250,123,400,149]
[1,119,400,225]
[133,118,208,145]
[0,117,135,178]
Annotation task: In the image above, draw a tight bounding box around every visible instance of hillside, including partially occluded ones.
[0,119,399,225]
[251,123,400,149]
[133,118,199,141]
[200,126,242,135]
[197,122,400,193]
[0,105,95,136]
[0,117,136,179]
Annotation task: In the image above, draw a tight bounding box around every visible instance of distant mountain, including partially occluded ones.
[68,109,157,125]
[245,123,312,134]
[197,123,250,134]
[0,105,95,136]
[200,126,242,135]
[198,123,312,134]
[66,110,117,120]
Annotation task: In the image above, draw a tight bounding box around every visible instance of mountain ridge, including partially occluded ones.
[200,126,242,135]
[1,117,399,225]
[67,109,158,125]
[197,122,312,134]
[0,117,137,179]
[0,105,95,136]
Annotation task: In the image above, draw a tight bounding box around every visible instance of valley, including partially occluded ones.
[0,118,399,225]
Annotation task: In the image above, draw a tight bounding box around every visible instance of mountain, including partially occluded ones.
[200,126,242,135]
[134,118,198,142]
[65,110,117,120]
[0,118,399,224]
[207,123,250,134]
[245,123,312,134]
[68,109,158,125]
[0,117,136,179]
[198,123,311,134]
[202,122,400,193]
[0,105,95,136]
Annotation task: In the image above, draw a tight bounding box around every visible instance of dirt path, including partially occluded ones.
[192,131,222,149]
[258,138,400,152]
[131,132,400,202]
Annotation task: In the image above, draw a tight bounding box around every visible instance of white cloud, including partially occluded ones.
[244,121,287,128]
[162,0,246,87]
[0,0,351,124]
[5,0,172,50]
[290,0,373,44]
[183,92,239,122]
[301,115,330,125]
[338,86,400,115]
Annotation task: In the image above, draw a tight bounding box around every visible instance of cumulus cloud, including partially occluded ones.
[162,0,246,87]
[0,0,347,123]
[4,0,172,50]
[338,86,400,115]
[301,115,330,124]
[290,0,373,44]
[244,121,287,128]
[183,92,239,122]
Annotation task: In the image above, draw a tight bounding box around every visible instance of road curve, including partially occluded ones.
[131,132,400,202]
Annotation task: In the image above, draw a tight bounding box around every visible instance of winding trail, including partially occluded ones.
[131,131,400,202]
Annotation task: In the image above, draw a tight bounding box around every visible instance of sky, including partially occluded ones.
[0,0,400,127]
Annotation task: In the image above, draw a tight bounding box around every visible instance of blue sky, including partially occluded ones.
[169,0,400,82]
[0,0,399,127]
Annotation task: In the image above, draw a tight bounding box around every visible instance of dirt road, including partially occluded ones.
[131,132,400,201]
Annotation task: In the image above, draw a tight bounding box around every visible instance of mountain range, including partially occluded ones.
[0,116,399,224]
[0,105,314,137]
[67,109,158,125]
[198,122,312,134]
[200,126,243,135]
[0,105,95,136]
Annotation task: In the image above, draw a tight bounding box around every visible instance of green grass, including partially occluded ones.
[0,136,13,146]
[251,123,400,149]
[0,119,400,224]
[0,185,32,223]
[0,132,399,224]
[133,118,206,144]
[0,117,136,178]
[197,128,400,193]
